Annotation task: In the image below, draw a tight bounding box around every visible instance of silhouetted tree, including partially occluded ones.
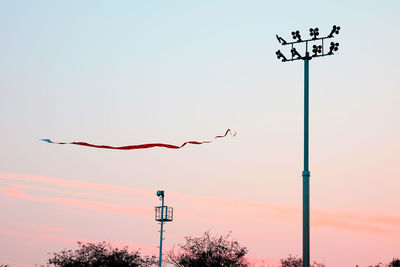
[389,258,400,267]
[280,254,302,267]
[365,258,400,267]
[47,241,157,267]
[166,231,248,267]
[280,255,325,267]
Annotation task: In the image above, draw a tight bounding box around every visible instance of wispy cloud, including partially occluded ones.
[1,172,399,235]
[0,173,151,195]
[1,187,150,216]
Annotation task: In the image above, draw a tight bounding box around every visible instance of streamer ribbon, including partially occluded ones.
[41,129,236,150]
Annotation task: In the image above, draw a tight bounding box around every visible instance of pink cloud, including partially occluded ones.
[1,172,399,235]
[9,182,117,200]
[0,173,152,196]
[312,209,400,234]
[1,187,150,217]
[311,215,390,233]
[35,225,65,233]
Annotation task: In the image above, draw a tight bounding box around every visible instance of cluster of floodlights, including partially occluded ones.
[276,25,341,61]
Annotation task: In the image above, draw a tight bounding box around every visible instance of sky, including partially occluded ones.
[0,1,399,266]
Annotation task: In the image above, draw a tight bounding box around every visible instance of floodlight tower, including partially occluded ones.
[275,25,341,267]
[155,190,173,267]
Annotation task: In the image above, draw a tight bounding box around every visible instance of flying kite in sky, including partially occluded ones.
[41,129,236,150]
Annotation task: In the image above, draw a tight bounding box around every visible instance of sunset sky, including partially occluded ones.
[1,1,399,266]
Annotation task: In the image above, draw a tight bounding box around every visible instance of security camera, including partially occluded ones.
[157,190,164,197]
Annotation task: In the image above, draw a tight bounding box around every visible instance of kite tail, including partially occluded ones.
[41,129,237,150]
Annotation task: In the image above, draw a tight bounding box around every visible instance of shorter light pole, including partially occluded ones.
[155,190,173,267]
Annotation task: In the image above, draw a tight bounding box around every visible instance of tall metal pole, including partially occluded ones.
[303,52,310,267]
[276,26,341,267]
[159,195,165,267]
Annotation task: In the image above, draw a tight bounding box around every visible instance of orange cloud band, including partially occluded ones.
[1,172,400,235]
[1,187,150,217]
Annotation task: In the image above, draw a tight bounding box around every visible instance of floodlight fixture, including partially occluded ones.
[274,25,341,267]
[327,25,341,38]
[275,25,341,62]
[312,45,322,56]
[276,34,288,45]
[292,30,302,42]
[276,50,288,61]
[309,28,319,39]
[328,42,339,54]
[291,47,302,59]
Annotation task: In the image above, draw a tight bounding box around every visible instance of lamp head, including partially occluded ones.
[328,25,341,38]
[309,27,320,39]
[328,42,340,54]
[290,47,302,59]
[291,30,302,42]
[276,50,287,61]
[312,44,322,56]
